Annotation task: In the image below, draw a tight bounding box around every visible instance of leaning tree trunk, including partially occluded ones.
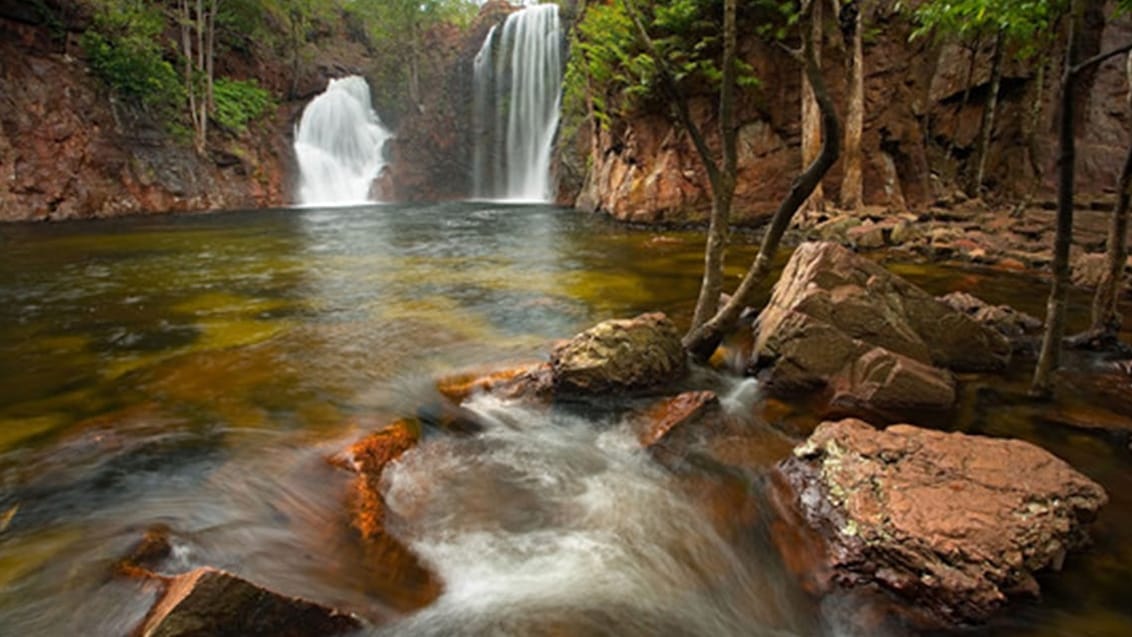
[840,0,864,210]
[684,0,841,361]
[688,0,739,333]
[801,0,824,213]
[969,28,1005,197]
[1090,54,1132,335]
[1032,3,1082,398]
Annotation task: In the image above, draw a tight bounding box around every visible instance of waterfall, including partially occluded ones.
[293,76,392,207]
[472,4,563,202]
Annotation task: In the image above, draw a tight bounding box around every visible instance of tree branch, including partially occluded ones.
[1072,41,1132,75]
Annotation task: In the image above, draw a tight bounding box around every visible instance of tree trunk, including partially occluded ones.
[1090,54,1132,335]
[840,1,864,210]
[801,0,824,213]
[684,0,841,360]
[1032,1,1082,398]
[969,28,1004,197]
[688,0,738,333]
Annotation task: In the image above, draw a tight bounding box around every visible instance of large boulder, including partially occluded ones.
[753,242,1010,410]
[138,567,363,637]
[550,312,687,395]
[779,418,1108,626]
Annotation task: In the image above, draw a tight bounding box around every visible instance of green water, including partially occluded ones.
[0,202,1128,636]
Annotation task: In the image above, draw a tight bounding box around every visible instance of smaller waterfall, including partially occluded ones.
[293,76,392,206]
[472,4,563,202]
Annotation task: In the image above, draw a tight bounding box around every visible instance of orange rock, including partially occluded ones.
[115,524,174,579]
[435,362,554,404]
[348,420,420,540]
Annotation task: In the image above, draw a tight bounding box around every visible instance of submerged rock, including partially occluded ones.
[753,242,1010,411]
[779,418,1108,626]
[550,312,687,395]
[632,390,721,449]
[435,362,554,405]
[138,567,363,637]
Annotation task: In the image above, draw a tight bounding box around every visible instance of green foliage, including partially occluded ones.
[80,0,182,116]
[907,0,1065,58]
[564,0,760,128]
[213,78,274,133]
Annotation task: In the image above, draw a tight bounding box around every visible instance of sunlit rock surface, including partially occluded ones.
[779,418,1108,626]
[550,312,687,395]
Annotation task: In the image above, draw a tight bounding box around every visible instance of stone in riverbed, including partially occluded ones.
[138,567,363,637]
[753,242,1010,411]
[631,390,721,448]
[347,419,420,540]
[779,418,1108,626]
[550,312,686,395]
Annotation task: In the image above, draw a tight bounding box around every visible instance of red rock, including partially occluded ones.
[138,567,362,637]
[779,418,1108,626]
[115,524,174,578]
[633,390,720,448]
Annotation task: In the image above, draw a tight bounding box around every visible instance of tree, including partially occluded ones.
[683,0,841,360]
[801,0,826,213]
[839,0,865,210]
[177,0,218,154]
[620,0,739,334]
[1032,0,1132,396]
[1090,54,1132,338]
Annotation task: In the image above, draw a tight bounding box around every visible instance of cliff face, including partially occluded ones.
[0,12,294,222]
[567,4,1132,224]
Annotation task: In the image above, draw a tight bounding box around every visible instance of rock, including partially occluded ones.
[814,215,863,242]
[752,242,1009,410]
[348,419,420,540]
[550,312,687,395]
[846,221,888,249]
[138,567,363,637]
[829,347,956,411]
[936,291,1042,346]
[436,362,553,405]
[116,524,174,578]
[632,390,721,448]
[780,419,1108,626]
[1071,252,1108,288]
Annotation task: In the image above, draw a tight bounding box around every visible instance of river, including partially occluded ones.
[0,202,1129,636]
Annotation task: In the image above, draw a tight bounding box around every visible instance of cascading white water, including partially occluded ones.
[472,4,563,201]
[293,76,392,206]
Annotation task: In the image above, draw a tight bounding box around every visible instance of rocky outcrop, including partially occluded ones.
[779,418,1108,626]
[752,242,1010,411]
[138,567,363,637]
[571,4,1131,223]
[0,14,291,221]
[550,312,687,394]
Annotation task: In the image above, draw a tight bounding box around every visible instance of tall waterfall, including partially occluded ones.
[293,76,392,206]
[472,4,563,201]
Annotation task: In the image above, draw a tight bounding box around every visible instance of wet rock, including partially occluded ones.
[138,567,363,637]
[936,291,1042,347]
[753,242,1009,410]
[846,221,888,249]
[550,312,687,395]
[779,418,1108,626]
[435,362,553,405]
[115,524,174,578]
[632,390,721,448]
[348,419,420,540]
